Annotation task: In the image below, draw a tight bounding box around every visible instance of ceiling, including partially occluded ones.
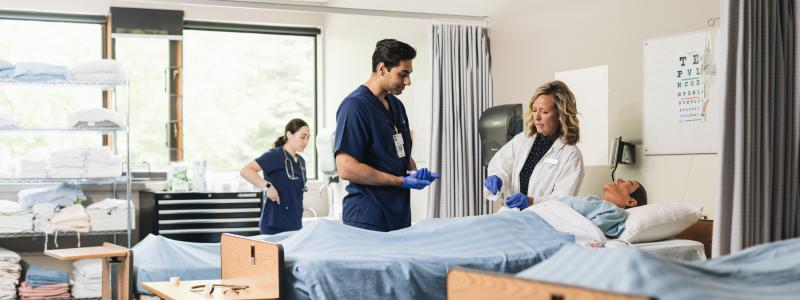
[241,0,517,17]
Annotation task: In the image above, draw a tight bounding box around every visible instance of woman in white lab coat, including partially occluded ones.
[484,80,584,210]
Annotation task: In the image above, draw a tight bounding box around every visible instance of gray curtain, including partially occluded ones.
[428,22,493,218]
[715,0,800,256]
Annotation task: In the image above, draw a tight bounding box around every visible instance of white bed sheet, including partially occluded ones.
[524,201,707,262]
[633,239,706,261]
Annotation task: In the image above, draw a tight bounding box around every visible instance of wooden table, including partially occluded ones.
[44,243,130,300]
[142,280,277,300]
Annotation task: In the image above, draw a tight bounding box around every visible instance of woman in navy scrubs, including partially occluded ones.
[240,119,310,234]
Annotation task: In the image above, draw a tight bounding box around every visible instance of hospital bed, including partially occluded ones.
[447,237,800,300]
[131,204,710,300]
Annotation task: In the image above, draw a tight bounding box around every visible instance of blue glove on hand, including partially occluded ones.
[402,176,432,190]
[484,175,503,195]
[411,168,440,182]
[505,193,530,209]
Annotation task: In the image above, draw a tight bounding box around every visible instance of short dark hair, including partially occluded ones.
[629,182,647,207]
[371,39,416,73]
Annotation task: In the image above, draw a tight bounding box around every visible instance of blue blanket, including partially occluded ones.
[281,211,571,300]
[516,238,800,300]
[133,211,572,299]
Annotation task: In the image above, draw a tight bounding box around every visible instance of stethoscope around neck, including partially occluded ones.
[282,147,308,192]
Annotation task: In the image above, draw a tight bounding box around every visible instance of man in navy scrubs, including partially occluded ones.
[334,39,438,232]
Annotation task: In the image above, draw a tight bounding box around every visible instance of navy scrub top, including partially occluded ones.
[334,85,413,232]
[255,147,306,234]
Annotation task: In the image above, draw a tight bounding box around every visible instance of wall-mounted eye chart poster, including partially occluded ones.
[673,49,706,123]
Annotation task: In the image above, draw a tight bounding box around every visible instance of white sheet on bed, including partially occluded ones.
[525,200,606,246]
[632,239,706,261]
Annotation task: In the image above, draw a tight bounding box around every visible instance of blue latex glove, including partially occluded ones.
[410,168,440,182]
[402,176,432,190]
[505,193,530,209]
[484,175,503,195]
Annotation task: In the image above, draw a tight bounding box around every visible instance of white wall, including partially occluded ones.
[488,0,720,217]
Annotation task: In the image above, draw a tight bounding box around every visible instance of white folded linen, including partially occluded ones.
[70,59,123,75]
[0,214,33,233]
[0,248,20,264]
[71,258,103,298]
[87,199,135,231]
[0,200,28,216]
[33,202,57,234]
[0,111,18,129]
[15,158,47,178]
[67,108,124,128]
[70,72,126,83]
[72,259,101,279]
[50,204,89,230]
[17,183,85,209]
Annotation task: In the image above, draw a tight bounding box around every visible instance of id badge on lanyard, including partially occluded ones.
[392,126,406,158]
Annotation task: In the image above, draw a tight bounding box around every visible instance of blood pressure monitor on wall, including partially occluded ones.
[609,137,635,180]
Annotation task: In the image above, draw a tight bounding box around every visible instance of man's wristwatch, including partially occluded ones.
[263,181,273,190]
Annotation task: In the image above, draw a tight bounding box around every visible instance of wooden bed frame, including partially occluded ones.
[447,267,654,300]
[673,218,713,258]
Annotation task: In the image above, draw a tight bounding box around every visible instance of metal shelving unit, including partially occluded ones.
[0,230,127,238]
[0,127,127,133]
[0,74,132,248]
[0,177,128,184]
[0,77,126,89]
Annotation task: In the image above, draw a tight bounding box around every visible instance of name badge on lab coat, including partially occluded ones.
[393,133,406,158]
[543,158,558,165]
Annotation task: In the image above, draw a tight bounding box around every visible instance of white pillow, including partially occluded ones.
[617,202,702,243]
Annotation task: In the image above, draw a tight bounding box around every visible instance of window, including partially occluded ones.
[181,26,318,176]
[0,14,321,180]
[0,18,102,162]
[114,38,171,172]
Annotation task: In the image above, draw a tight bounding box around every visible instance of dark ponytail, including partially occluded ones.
[274,118,309,148]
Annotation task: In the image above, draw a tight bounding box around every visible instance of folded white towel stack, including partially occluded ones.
[32,202,57,234]
[86,198,135,231]
[47,146,121,179]
[0,200,33,233]
[67,108,124,129]
[70,59,126,82]
[0,111,18,129]
[0,247,21,299]
[15,158,48,178]
[50,204,90,234]
[70,258,101,298]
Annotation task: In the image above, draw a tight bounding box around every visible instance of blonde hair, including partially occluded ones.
[526,80,580,144]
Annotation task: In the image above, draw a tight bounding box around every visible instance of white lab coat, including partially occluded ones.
[485,132,584,204]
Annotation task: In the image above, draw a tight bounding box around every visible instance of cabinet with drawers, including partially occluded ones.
[149,192,263,243]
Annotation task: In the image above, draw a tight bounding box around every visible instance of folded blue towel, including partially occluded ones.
[25,265,69,287]
[0,60,12,78]
[12,74,67,82]
[12,62,70,82]
[0,60,11,70]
